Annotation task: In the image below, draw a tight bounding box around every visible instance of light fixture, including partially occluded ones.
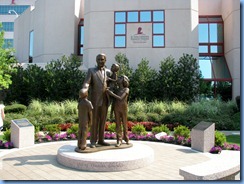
[8,10,19,17]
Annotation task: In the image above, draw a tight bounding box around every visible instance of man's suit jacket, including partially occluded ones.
[83,67,111,107]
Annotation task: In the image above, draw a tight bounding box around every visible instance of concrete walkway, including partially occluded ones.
[0,140,240,180]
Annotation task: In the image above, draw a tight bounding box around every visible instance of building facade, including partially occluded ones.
[13,0,240,99]
[0,0,36,48]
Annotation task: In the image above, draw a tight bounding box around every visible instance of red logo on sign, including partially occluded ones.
[137,27,143,34]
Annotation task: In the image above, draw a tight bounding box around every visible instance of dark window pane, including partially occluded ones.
[199,17,208,23]
[208,17,223,22]
[212,57,231,79]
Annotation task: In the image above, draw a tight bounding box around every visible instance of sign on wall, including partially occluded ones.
[127,23,152,48]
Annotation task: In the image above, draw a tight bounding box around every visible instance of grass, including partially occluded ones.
[226,135,240,146]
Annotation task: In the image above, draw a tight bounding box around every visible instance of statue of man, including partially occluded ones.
[82,53,111,148]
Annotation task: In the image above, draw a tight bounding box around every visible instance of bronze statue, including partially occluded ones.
[82,53,111,148]
[77,88,93,150]
[106,75,130,147]
[107,63,120,119]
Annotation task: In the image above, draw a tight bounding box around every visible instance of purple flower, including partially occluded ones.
[4,142,9,148]
[232,144,240,151]
[70,133,76,139]
[87,132,91,138]
[45,135,52,141]
[176,136,185,144]
[53,134,60,141]
[9,142,14,148]
[128,133,136,139]
[0,140,3,147]
[60,133,68,140]
[210,146,222,154]
[162,135,174,143]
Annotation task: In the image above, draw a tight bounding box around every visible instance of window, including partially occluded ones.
[0,5,30,15]
[3,39,13,49]
[199,16,232,100]
[114,10,165,48]
[29,31,34,63]
[0,22,14,32]
[78,19,84,56]
[199,16,224,56]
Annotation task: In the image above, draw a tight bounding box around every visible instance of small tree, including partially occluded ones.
[158,56,177,101]
[44,54,85,101]
[175,54,201,101]
[158,54,201,102]
[130,58,158,101]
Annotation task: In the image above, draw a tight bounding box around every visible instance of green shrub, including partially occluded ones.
[131,124,147,135]
[135,112,148,122]
[43,102,65,116]
[63,100,78,115]
[147,101,167,114]
[2,129,11,142]
[146,112,161,123]
[129,100,147,114]
[107,122,116,133]
[215,131,226,147]
[3,113,24,130]
[44,124,61,137]
[152,125,170,135]
[173,125,190,139]
[127,113,137,122]
[4,104,27,113]
[231,112,240,130]
[49,116,65,124]
[67,124,79,137]
[28,100,43,114]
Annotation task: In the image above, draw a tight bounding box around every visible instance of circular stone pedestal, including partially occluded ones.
[57,142,154,172]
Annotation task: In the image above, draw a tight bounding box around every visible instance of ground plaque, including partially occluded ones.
[11,118,34,148]
[191,121,215,152]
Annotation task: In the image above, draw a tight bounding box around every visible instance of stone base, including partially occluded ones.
[75,142,133,153]
[57,142,154,172]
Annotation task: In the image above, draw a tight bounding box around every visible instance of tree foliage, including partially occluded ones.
[0,23,17,91]
[5,55,85,105]
[130,58,158,101]
[115,52,133,78]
